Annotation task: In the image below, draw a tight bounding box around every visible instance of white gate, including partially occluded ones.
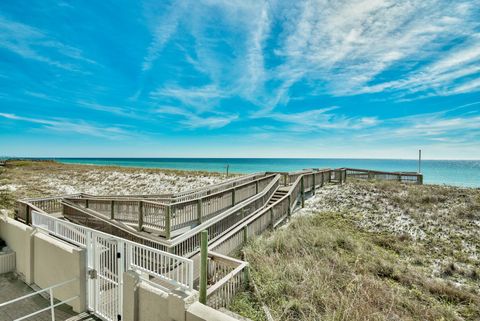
[31,211,194,321]
[88,235,124,321]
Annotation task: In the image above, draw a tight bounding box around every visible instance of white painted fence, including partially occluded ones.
[31,211,194,321]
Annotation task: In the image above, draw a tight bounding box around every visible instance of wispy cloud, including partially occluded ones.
[76,101,145,119]
[357,38,480,97]
[0,113,132,139]
[156,106,237,129]
[271,0,480,100]
[258,107,380,132]
[356,103,480,143]
[151,84,228,112]
[0,15,95,71]
[142,2,187,72]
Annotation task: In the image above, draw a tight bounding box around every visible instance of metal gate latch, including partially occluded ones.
[88,269,97,279]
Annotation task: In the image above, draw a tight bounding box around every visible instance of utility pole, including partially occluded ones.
[225,164,230,177]
[418,149,422,173]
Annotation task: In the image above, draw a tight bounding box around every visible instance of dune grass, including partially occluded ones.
[231,211,480,321]
[0,160,233,217]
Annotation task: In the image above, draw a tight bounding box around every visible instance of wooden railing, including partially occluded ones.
[208,169,333,257]
[60,174,281,257]
[342,168,423,184]
[168,175,281,257]
[206,252,248,310]
[173,172,266,202]
[16,193,84,224]
[14,167,423,316]
[61,174,277,239]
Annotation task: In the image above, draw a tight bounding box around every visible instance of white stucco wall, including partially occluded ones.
[0,217,86,312]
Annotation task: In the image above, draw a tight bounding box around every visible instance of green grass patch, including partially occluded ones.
[231,212,479,321]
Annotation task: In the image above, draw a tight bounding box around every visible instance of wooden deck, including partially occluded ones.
[15,167,423,313]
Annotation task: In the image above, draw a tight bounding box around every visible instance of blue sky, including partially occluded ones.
[0,0,479,159]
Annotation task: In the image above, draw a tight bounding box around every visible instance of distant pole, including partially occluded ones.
[226,164,230,177]
[418,149,422,173]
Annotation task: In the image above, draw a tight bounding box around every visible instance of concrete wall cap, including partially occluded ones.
[34,232,78,253]
[187,302,240,321]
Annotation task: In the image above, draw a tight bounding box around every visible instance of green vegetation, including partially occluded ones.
[0,160,231,203]
[231,210,480,321]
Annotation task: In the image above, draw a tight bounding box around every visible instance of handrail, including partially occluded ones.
[209,169,332,254]
[0,277,79,321]
[171,173,276,207]
[341,167,421,175]
[173,172,265,200]
[32,210,194,290]
[62,174,278,239]
[169,174,281,247]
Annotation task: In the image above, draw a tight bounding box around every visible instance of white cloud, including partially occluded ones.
[142,2,188,71]
[258,107,380,131]
[151,84,228,112]
[357,39,480,96]
[155,106,237,129]
[272,0,479,99]
[0,15,95,71]
[0,113,132,139]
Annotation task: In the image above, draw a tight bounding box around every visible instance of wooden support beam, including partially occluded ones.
[197,199,203,224]
[270,208,274,229]
[312,173,316,195]
[199,230,208,305]
[243,264,250,289]
[138,202,144,231]
[287,195,292,218]
[301,176,305,208]
[232,188,236,206]
[110,200,115,219]
[165,206,171,239]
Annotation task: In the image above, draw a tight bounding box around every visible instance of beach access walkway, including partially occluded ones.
[8,167,422,321]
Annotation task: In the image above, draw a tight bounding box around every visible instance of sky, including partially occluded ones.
[0,0,479,159]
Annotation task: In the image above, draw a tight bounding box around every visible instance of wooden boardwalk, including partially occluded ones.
[15,167,423,315]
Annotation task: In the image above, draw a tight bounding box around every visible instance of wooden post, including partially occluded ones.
[270,208,274,229]
[165,206,171,239]
[231,188,236,206]
[321,172,324,187]
[255,181,259,194]
[85,199,89,208]
[26,205,31,225]
[199,230,208,305]
[110,200,115,219]
[418,174,423,185]
[138,202,143,231]
[301,176,305,208]
[197,199,203,224]
[287,195,292,218]
[243,264,250,289]
[368,171,374,180]
[312,173,316,195]
[243,226,248,244]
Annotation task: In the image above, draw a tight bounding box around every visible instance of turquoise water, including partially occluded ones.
[42,158,480,188]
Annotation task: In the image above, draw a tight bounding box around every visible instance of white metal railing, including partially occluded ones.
[0,278,78,321]
[31,211,194,291]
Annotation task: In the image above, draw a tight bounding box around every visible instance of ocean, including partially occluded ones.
[44,158,480,188]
